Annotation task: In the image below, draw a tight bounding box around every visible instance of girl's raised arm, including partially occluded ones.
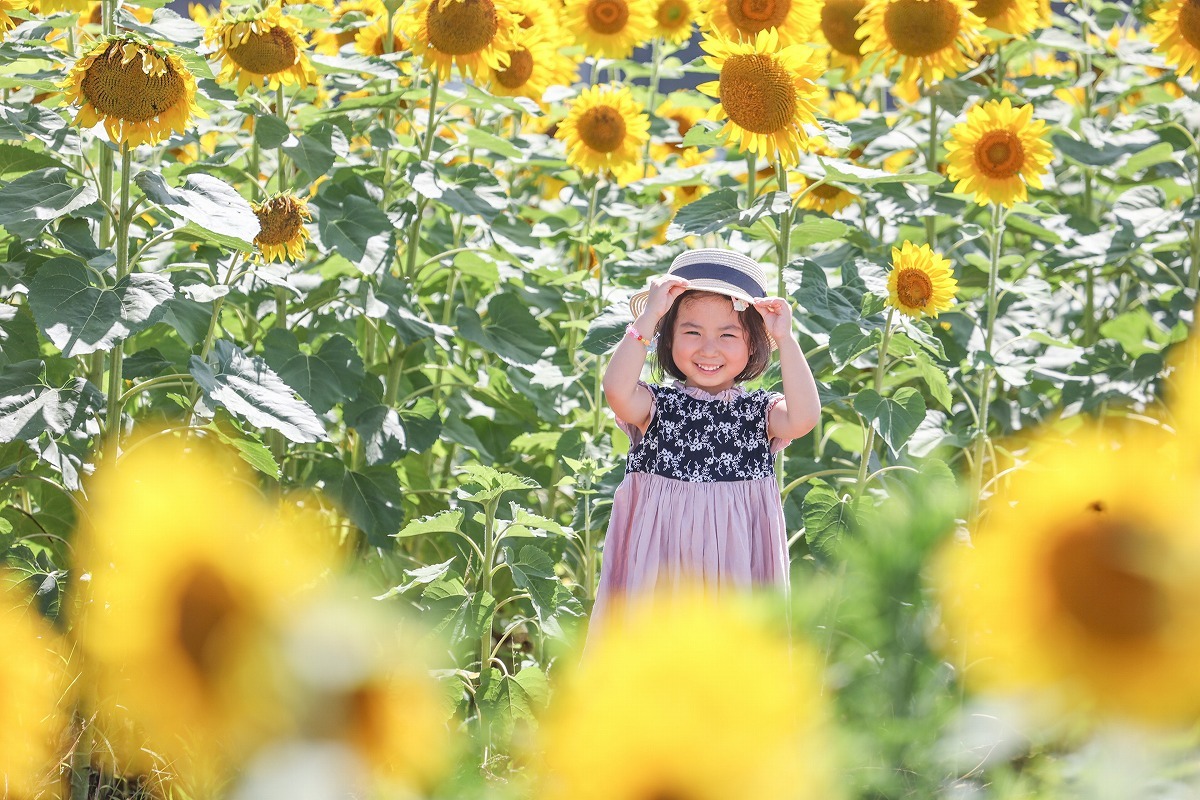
[753,297,821,441]
[602,276,689,433]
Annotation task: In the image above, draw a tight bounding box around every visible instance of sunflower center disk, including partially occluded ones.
[228,26,300,75]
[1048,518,1167,642]
[657,0,688,26]
[719,54,797,135]
[821,0,866,56]
[812,182,843,200]
[427,0,498,55]
[1181,0,1200,50]
[895,268,933,308]
[882,0,960,57]
[176,564,241,679]
[578,106,627,152]
[727,0,787,32]
[370,32,405,55]
[969,0,1011,20]
[586,0,630,35]
[80,42,186,123]
[975,129,1024,179]
[255,198,305,245]
[496,49,534,87]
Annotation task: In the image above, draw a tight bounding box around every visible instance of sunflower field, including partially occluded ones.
[2,0,1200,795]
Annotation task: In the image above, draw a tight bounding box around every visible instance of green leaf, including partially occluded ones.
[461,126,523,160]
[457,463,538,504]
[667,188,791,239]
[420,577,495,661]
[817,157,944,186]
[134,171,259,247]
[506,544,583,639]
[0,168,98,238]
[828,323,881,372]
[410,162,508,222]
[477,665,549,741]
[394,509,465,539]
[456,292,552,367]
[363,273,455,344]
[316,193,393,272]
[209,426,280,480]
[376,558,458,598]
[0,303,39,367]
[0,360,103,443]
[853,387,927,455]
[261,331,365,415]
[581,303,633,355]
[317,461,405,546]
[913,351,953,412]
[502,504,572,539]
[803,483,855,555]
[254,114,293,149]
[790,216,850,247]
[27,258,174,357]
[0,143,67,177]
[189,340,328,443]
[283,120,348,178]
[1051,131,1156,167]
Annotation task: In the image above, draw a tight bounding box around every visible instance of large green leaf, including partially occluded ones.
[363,273,455,345]
[283,120,349,178]
[0,360,103,443]
[457,463,538,504]
[315,193,393,273]
[27,258,174,357]
[410,162,508,222]
[394,510,465,539]
[0,303,39,366]
[134,171,259,247]
[803,482,856,555]
[456,292,553,367]
[581,304,633,355]
[829,323,881,372]
[817,158,944,186]
[667,188,791,239]
[853,387,927,455]
[0,168,98,238]
[189,340,328,443]
[317,461,405,546]
[477,665,549,741]
[0,143,67,177]
[419,574,496,662]
[261,330,365,414]
[505,544,583,639]
[791,216,850,247]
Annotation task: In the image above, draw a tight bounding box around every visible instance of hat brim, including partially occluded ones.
[628,285,778,351]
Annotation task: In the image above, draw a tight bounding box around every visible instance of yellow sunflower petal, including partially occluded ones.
[943,97,1053,207]
[555,83,651,186]
[885,240,957,318]
[857,0,988,84]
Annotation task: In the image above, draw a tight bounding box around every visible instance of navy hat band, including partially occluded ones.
[673,262,765,298]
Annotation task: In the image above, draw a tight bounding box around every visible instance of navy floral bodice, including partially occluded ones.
[625,383,777,482]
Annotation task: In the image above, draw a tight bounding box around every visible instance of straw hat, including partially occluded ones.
[629,248,777,349]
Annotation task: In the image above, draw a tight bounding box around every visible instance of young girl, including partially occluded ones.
[583,248,821,652]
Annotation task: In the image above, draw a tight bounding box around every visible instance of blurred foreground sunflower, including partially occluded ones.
[1149,0,1200,81]
[74,435,335,785]
[556,84,650,185]
[253,193,311,262]
[403,0,520,79]
[562,0,655,59]
[207,2,318,94]
[944,97,1052,207]
[857,0,987,84]
[533,587,840,800]
[885,240,957,319]
[698,28,824,167]
[0,581,70,798]
[703,0,818,45]
[62,36,202,147]
[934,426,1200,726]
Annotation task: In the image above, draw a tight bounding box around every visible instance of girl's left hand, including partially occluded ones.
[753,297,794,340]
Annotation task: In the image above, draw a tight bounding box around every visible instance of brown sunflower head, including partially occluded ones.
[79,40,188,125]
[426,0,499,54]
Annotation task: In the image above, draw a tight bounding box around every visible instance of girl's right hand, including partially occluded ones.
[640,275,690,322]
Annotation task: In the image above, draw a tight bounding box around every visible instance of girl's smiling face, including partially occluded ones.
[670,293,750,394]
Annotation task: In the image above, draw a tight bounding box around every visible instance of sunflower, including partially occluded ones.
[61,36,202,148]
[1165,325,1200,469]
[933,426,1200,725]
[487,26,569,99]
[885,240,957,318]
[206,2,318,94]
[0,581,70,798]
[703,0,818,45]
[0,0,27,34]
[253,193,311,262]
[944,97,1052,207]
[556,84,650,185]
[32,0,87,15]
[1149,0,1200,81]
[402,0,520,79]
[856,0,987,85]
[816,0,867,68]
[533,586,840,800]
[562,0,654,58]
[353,14,407,54]
[74,434,335,785]
[650,97,709,161]
[310,0,385,55]
[795,173,856,214]
[969,0,1041,37]
[652,0,696,44]
[698,28,824,168]
[509,0,564,34]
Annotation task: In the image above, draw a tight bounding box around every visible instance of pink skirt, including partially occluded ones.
[581,471,791,658]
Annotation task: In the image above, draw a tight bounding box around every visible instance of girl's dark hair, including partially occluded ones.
[652,290,772,383]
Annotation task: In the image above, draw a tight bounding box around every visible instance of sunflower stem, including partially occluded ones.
[1190,221,1200,293]
[103,145,133,451]
[631,37,663,247]
[775,161,792,297]
[856,307,895,496]
[746,153,757,205]
[970,203,1007,517]
[403,71,441,280]
[924,81,938,246]
[275,83,288,193]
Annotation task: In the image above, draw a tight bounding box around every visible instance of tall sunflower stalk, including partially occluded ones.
[971,203,1008,512]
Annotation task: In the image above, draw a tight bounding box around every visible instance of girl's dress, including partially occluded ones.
[582,379,792,654]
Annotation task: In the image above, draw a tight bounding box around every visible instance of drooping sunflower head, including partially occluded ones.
[1149,0,1200,81]
[555,83,650,185]
[533,586,840,800]
[486,25,568,100]
[311,0,385,55]
[702,0,819,45]
[253,192,311,262]
[562,0,655,59]
[970,0,1043,38]
[934,426,1200,725]
[61,36,203,148]
[944,97,1053,207]
[402,0,521,79]
[885,240,956,318]
[815,0,867,68]
[697,28,825,168]
[206,2,318,94]
[857,0,988,85]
